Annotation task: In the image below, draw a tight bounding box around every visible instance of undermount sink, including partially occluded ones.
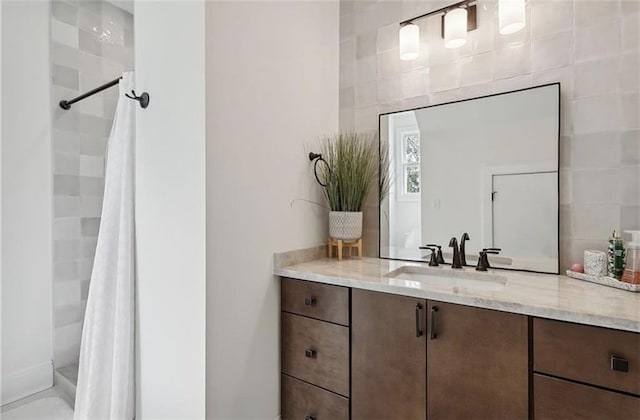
[384,265,507,289]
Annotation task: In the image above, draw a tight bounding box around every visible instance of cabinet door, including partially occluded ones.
[352,289,427,420]
[427,301,528,420]
[534,374,640,420]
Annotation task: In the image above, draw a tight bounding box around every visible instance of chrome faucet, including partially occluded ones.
[460,233,470,266]
[449,237,462,269]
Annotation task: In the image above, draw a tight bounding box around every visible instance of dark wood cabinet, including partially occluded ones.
[532,318,640,419]
[280,278,351,420]
[351,289,427,420]
[282,374,349,420]
[281,312,349,397]
[534,374,640,420]
[426,301,529,420]
[281,276,640,420]
[534,318,640,395]
[281,278,350,326]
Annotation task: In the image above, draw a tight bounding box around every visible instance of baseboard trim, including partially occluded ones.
[1,361,53,405]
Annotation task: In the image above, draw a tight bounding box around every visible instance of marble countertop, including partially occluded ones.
[273,257,640,333]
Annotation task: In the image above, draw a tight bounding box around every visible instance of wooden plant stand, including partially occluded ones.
[328,237,362,261]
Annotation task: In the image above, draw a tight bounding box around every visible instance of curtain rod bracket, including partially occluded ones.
[125,90,150,109]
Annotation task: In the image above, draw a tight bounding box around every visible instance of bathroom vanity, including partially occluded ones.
[275,258,640,420]
[275,81,639,419]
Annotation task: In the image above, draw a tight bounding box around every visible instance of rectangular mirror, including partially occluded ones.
[380,84,560,274]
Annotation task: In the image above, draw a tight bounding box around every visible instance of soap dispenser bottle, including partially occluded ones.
[622,231,640,284]
[608,230,625,280]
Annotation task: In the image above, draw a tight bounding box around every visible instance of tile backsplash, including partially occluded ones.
[50,0,133,368]
[340,0,640,268]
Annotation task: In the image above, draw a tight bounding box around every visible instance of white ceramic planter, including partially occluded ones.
[329,211,363,241]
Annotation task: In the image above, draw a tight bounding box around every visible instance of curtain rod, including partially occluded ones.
[59,77,150,110]
[59,77,122,110]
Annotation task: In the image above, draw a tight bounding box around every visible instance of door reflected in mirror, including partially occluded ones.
[379,83,560,274]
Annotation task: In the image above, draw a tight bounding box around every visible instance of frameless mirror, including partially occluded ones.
[380,84,560,274]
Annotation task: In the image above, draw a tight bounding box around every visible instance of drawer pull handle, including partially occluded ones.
[415,303,423,337]
[305,348,317,359]
[304,296,317,306]
[430,306,438,340]
[305,416,316,420]
[611,355,629,373]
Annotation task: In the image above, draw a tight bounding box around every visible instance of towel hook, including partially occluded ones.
[125,90,150,109]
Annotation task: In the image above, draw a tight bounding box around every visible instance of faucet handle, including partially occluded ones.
[426,247,439,267]
[479,249,500,269]
[425,244,445,264]
[483,247,501,253]
[418,246,440,267]
[476,251,489,271]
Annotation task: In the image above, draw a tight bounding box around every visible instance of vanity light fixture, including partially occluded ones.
[444,7,468,49]
[498,0,526,35]
[399,23,420,61]
[399,0,527,60]
[398,0,478,60]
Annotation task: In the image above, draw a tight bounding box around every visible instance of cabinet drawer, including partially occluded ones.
[282,313,349,397]
[534,318,640,395]
[281,278,349,326]
[534,374,640,420]
[281,374,349,420]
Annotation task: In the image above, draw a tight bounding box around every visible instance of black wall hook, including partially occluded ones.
[125,90,150,109]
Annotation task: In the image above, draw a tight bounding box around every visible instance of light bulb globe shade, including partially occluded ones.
[499,0,526,35]
[399,24,420,60]
[444,8,467,49]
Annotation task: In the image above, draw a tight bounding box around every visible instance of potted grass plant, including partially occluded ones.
[313,132,390,242]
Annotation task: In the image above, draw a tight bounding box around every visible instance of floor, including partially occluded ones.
[1,387,73,420]
[1,364,78,420]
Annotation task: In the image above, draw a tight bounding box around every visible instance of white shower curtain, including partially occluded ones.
[74,72,136,420]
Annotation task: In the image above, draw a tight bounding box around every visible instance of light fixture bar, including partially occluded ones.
[399,0,477,26]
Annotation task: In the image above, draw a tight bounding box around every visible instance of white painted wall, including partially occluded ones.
[1,0,54,405]
[134,2,206,418]
[205,1,339,417]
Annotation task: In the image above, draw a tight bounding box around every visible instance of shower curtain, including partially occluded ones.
[74,72,135,420]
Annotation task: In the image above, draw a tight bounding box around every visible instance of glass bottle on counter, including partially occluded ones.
[608,230,625,280]
[622,231,640,284]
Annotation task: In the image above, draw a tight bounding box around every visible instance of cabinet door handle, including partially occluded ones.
[611,355,629,373]
[415,303,423,337]
[305,416,316,420]
[304,296,317,306]
[430,306,439,340]
[305,348,317,359]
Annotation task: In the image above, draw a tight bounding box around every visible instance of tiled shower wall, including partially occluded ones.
[50,0,133,368]
[340,0,640,269]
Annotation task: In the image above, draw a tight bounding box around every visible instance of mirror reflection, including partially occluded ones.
[380,84,560,274]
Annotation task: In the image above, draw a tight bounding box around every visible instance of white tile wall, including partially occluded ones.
[50,0,133,368]
[339,0,640,268]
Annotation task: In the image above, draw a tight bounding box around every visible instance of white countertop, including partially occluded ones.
[274,257,640,333]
